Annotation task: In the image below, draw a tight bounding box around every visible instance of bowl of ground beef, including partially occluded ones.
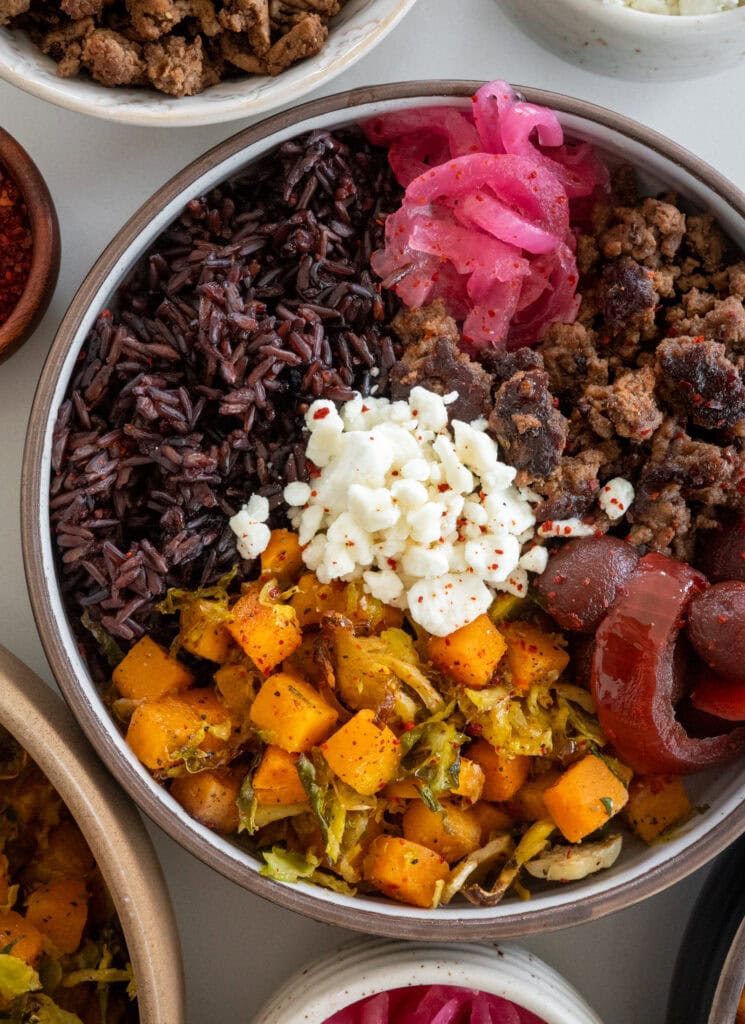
[0,0,418,126]
[21,80,745,939]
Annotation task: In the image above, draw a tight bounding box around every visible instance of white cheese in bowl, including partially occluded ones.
[229,386,635,637]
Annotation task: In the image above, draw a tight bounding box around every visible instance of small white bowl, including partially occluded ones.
[252,938,604,1024]
[0,0,417,127]
[495,0,745,80]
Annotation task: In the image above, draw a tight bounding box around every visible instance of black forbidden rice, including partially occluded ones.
[50,127,403,676]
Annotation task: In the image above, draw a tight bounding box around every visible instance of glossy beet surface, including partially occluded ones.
[591,553,745,774]
[695,519,745,584]
[534,536,640,633]
[687,582,745,685]
[692,670,745,723]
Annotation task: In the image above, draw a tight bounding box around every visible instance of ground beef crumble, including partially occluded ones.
[387,166,745,560]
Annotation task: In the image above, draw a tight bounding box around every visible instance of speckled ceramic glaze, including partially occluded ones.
[251,939,604,1024]
[21,82,745,940]
[495,0,745,80]
[0,0,417,126]
[0,645,185,1024]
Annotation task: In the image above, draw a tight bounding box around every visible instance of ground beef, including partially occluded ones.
[489,370,568,480]
[540,322,608,400]
[579,366,663,442]
[595,256,658,334]
[477,346,544,385]
[531,448,608,522]
[82,29,145,86]
[656,336,745,431]
[389,301,494,424]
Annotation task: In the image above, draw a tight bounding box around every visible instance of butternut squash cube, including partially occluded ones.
[170,767,243,834]
[626,774,691,843]
[402,800,482,864]
[25,821,95,884]
[363,836,449,908]
[506,770,562,822]
[179,600,234,663]
[112,636,194,701]
[0,909,43,967]
[501,621,569,690]
[471,802,514,844]
[261,529,304,583]
[451,758,485,804]
[25,877,88,955]
[320,709,401,796]
[289,575,349,628]
[428,615,506,689]
[468,739,531,802]
[228,585,302,675]
[250,673,337,753]
[253,746,306,806]
[126,689,232,771]
[543,754,629,843]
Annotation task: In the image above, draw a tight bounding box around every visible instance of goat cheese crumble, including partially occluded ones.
[229,387,635,637]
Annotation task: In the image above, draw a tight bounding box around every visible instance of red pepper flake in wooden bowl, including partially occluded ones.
[0,163,33,327]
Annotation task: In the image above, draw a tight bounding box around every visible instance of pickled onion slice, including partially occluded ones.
[323,984,548,1024]
[364,80,608,349]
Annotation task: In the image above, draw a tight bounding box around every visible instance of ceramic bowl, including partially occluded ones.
[0,644,185,1023]
[494,0,745,80]
[21,80,745,940]
[252,938,604,1024]
[0,127,60,363]
[0,0,417,127]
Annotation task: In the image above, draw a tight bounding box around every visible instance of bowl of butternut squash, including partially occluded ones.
[21,81,745,941]
[0,644,185,1023]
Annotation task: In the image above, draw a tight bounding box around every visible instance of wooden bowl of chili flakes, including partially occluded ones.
[0,127,60,363]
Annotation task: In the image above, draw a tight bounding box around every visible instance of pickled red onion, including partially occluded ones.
[364,80,608,349]
[323,985,547,1024]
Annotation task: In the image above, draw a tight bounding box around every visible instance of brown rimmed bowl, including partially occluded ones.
[20,80,745,940]
[0,128,60,363]
[0,645,185,1022]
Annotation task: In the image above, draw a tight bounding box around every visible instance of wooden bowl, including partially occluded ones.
[0,127,60,362]
[0,645,186,1023]
[20,82,745,940]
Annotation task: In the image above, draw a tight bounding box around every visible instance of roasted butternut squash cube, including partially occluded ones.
[402,800,482,864]
[626,774,691,843]
[126,689,232,771]
[471,802,514,843]
[112,636,194,701]
[501,621,569,690]
[506,770,562,822]
[543,754,629,843]
[179,600,234,663]
[25,877,88,955]
[250,673,337,753]
[468,739,531,802]
[289,575,403,632]
[170,767,242,834]
[261,529,304,583]
[428,615,506,689]
[228,585,302,675]
[24,821,95,885]
[320,709,400,795]
[253,746,306,806]
[0,909,43,967]
[385,761,483,805]
[214,663,255,717]
[363,836,449,908]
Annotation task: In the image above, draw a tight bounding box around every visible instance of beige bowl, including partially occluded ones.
[21,81,745,940]
[0,644,185,1024]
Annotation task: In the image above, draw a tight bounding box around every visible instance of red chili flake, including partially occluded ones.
[417,595,424,603]
[312,407,330,420]
[0,163,33,326]
[437,483,450,493]
[387,558,398,570]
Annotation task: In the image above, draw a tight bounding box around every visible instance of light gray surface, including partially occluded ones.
[1,1,741,1020]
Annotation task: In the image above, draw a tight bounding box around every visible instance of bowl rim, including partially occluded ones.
[21,79,745,940]
[0,644,185,1023]
[533,0,745,19]
[0,127,60,361]
[0,0,418,127]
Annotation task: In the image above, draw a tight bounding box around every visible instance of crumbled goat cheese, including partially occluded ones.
[228,494,270,560]
[599,477,635,520]
[603,0,740,12]
[229,388,636,637]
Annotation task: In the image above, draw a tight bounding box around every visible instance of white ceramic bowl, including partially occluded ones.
[252,938,604,1024]
[495,0,745,80]
[0,645,185,1024]
[21,81,745,940]
[0,0,417,126]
